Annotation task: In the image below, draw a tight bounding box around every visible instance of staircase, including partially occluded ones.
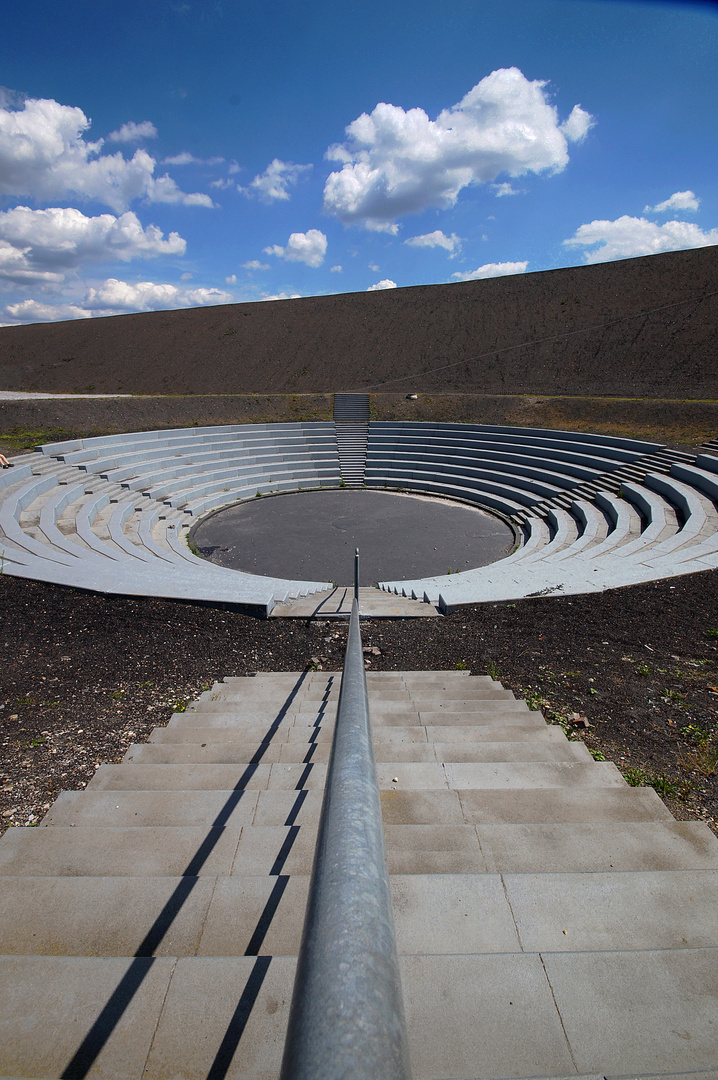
[334,393,370,487]
[1,670,717,1078]
[516,444,699,523]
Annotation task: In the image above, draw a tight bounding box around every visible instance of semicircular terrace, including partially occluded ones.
[1,420,717,615]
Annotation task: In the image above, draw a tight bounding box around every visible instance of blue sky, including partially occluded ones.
[0,0,716,324]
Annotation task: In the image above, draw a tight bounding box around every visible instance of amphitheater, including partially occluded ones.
[3,400,718,615]
[1,247,718,1080]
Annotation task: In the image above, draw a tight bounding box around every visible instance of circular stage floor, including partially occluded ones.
[191,489,514,586]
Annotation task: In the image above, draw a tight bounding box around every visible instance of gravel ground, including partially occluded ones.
[1,569,716,836]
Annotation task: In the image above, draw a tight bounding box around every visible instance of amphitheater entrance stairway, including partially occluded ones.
[1,669,717,1079]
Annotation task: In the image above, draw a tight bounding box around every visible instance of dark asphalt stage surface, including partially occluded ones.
[191,489,515,585]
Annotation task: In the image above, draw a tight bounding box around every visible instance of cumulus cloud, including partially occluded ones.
[5,299,92,322]
[367,279,397,290]
[163,151,225,166]
[492,182,519,197]
[559,104,593,143]
[563,215,718,263]
[405,230,461,254]
[225,274,237,284]
[322,67,593,230]
[644,190,700,215]
[330,264,343,272]
[241,159,312,202]
[4,277,232,323]
[264,229,327,267]
[0,95,214,212]
[0,206,186,283]
[260,291,303,301]
[109,121,158,143]
[451,261,528,281]
[242,259,270,270]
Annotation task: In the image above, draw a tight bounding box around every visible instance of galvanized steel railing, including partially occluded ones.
[280,580,412,1080]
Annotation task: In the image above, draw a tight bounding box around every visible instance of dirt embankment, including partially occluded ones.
[1,246,717,399]
[2,392,718,457]
[1,570,717,837]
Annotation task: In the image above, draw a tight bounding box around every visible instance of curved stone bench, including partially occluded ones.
[3,421,718,612]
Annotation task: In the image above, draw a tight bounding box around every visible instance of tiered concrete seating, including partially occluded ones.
[1,669,716,1079]
[3,421,718,611]
[0,423,339,614]
[373,424,718,608]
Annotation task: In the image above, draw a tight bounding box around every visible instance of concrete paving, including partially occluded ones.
[0,669,717,1079]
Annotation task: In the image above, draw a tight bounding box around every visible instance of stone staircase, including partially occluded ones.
[334,393,370,487]
[1,669,717,1079]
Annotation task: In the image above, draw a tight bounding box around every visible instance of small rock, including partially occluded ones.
[392,777,399,783]
[569,714,590,728]
[9,714,18,721]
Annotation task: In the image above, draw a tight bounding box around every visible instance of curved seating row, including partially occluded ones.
[370,423,718,610]
[2,419,718,612]
[0,423,340,614]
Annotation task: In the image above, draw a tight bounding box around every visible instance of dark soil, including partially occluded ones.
[1,245,717,399]
[2,569,716,837]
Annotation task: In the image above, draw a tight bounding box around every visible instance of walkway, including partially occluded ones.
[1,670,716,1078]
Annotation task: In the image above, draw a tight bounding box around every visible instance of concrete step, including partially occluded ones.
[2,667,717,1080]
[123,739,592,766]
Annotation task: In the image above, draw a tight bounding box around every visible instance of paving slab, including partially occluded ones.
[379,789,466,825]
[140,955,296,1080]
[476,821,718,873]
[88,763,273,791]
[400,952,575,1080]
[504,869,718,952]
[457,786,676,824]
[390,874,520,954]
[0,876,216,956]
[0,825,243,877]
[430,740,592,763]
[542,948,718,1077]
[43,789,261,828]
[0,955,176,1080]
[442,760,625,789]
[197,875,310,956]
[422,723,566,742]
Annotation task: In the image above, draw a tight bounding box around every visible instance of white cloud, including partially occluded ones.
[330,264,343,273]
[242,259,270,271]
[367,279,397,290]
[451,261,528,281]
[242,158,312,202]
[180,271,193,280]
[405,230,461,254]
[559,104,593,143]
[564,215,718,263]
[323,67,593,230]
[0,95,214,212]
[259,292,302,301]
[492,182,519,197]
[264,229,327,268]
[83,278,232,312]
[369,263,379,272]
[163,152,224,166]
[109,121,158,143]
[5,299,92,322]
[4,276,233,323]
[225,273,237,284]
[644,190,700,215]
[0,206,186,284]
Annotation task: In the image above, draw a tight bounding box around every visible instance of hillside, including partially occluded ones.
[1,246,717,399]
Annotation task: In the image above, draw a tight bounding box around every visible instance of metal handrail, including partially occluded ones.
[279,594,412,1080]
